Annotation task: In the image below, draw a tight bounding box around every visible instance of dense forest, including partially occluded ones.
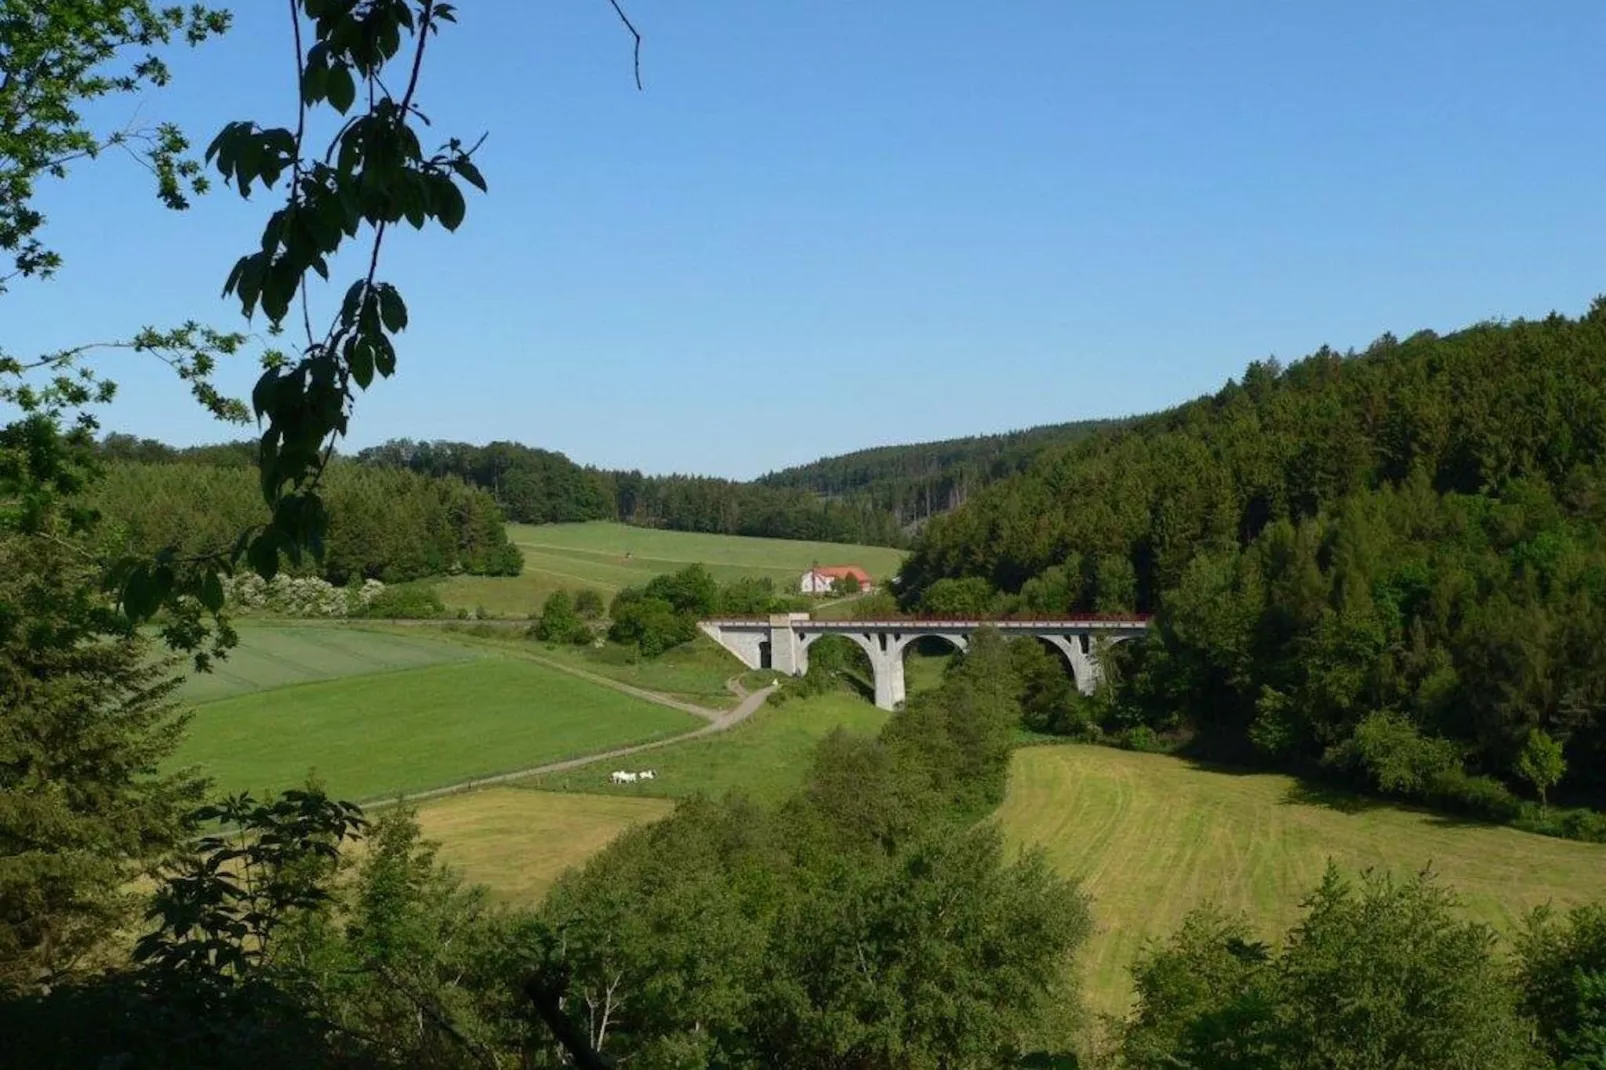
[759,418,1117,527]
[98,421,1132,550]
[85,462,523,583]
[898,304,1606,821]
[354,438,909,546]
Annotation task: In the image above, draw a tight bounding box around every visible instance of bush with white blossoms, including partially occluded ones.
[225,574,387,618]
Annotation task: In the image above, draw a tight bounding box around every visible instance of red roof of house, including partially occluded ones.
[809,565,872,583]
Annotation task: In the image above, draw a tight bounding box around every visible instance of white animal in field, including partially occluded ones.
[638,769,656,780]
[610,770,638,784]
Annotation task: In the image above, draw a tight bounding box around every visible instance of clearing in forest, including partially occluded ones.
[174,656,702,803]
[997,744,1606,1017]
[437,521,906,616]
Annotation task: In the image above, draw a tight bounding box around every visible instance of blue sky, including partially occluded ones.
[12,1,1605,478]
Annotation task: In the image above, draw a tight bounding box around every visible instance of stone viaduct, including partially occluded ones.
[698,614,1151,711]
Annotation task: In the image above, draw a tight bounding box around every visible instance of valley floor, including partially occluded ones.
[169,620,1606,1020]
[999,744,1606,1016]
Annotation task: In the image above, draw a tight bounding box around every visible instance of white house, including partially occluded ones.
[799,565,874,594]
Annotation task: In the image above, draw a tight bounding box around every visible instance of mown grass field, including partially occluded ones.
[997,745,1606,1017]
[177,623,481,704]
[437,521,906,617]
[173,656,702,802]
[519,691,889,804]
[417,790,674,903]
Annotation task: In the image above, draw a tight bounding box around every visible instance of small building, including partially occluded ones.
[800,565,874,595]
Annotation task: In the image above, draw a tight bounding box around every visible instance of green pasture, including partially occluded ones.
[369,625,746,709]
[524,635,742,708]
[997,745,1606,1016]
[520,691,889,804]
[173,656,702,802]
[177,623,480,704]
[436,521,906,617]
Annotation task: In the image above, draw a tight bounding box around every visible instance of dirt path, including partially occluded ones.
[365,675,775,809]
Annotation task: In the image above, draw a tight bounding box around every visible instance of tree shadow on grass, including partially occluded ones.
[1168,751,1390,817]
[1279,779,1392,816]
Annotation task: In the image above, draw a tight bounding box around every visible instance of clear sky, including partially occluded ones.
[11,1,1606,478]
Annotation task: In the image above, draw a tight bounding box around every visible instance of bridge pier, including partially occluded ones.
[699,616,1149,712]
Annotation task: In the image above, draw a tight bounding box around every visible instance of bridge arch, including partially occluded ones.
[697,615,1152,711]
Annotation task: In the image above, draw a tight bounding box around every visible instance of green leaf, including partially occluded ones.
[340,281,366,327]
[452,157,487,192]
[376,285,407,332]
[122,565,154,620]
[326,62,356,114]
[151,565,176,605]
[247,533,280,581]
[436,178,466,231]
[200,570,226,613]
[374,335,397,378]
[251,369,278,420]
[347,336,375,389]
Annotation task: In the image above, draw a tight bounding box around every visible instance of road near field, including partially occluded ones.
[366,671,776,808]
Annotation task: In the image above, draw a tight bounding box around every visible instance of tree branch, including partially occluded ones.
[606,0,644,91]
[525,968,618,1070]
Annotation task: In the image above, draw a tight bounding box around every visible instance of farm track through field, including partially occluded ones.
[363,669,777,809]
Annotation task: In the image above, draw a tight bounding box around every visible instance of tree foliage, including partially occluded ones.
[759,418,1119,527]
[1119,866,1541,1069]
[86,461,522,583]
[531,639,1093,1066]
[358,437,911,546]
[1517,904,1606,1069]
[901,308,1606,817]
[0,532,205,989]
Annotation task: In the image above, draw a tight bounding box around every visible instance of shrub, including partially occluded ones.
[226,574,385,618]
[1424,767,1522,822]
[1115,725,1168,753]
[1514,805,1606,844]
[609,595,695,657]
[354,584,446,620]
[532,590,588,644]
[573,588,606,620]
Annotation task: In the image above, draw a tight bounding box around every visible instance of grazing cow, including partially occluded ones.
[610,770,638,784]
[638,769,656,781]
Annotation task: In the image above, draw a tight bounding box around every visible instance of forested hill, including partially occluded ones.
[757,419,1118,527]
[899,303,1606,818]
[353,439,909,547]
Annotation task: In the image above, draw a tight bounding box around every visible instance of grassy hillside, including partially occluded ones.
[438,521,907,617]
[417,790,674,903]
[998,745,1606,1016]
[173,656,702,802]
[403,711,1603,1019]
[177,624,481,704]
[520,691,889,804]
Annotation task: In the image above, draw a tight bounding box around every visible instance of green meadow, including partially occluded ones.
[173,636,702,802]
[436,521,906,616]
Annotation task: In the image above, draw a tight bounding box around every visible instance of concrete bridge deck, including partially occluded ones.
[699,614,1152,710]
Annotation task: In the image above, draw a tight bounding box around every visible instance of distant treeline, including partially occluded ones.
[93,423,1123,550]
[898,303,1606,824]
[85,461,522,583]
[758,418,1118,527]
[353,438,909,547]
